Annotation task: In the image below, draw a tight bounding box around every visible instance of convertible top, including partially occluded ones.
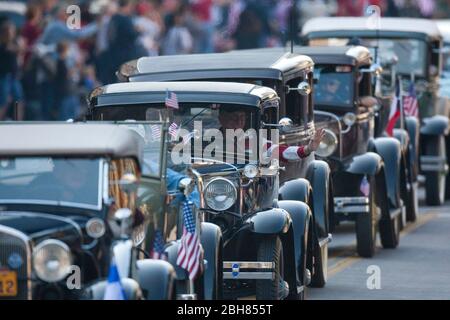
[90,81,278,108]
[118,52,313,82]
[302,17,442,41]
[0,123,143,162]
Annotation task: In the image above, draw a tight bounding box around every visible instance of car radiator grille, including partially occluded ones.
[0,228,30,300]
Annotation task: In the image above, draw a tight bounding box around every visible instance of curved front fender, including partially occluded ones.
[345,152,383,176]
[371,137,402,208]
[306,160,331,237]
[136,259,175,300]
[245,208,292,235]
[200,222,222,300]
[421,115,449,136]
[279,178,311,204]
[405,116,420,180]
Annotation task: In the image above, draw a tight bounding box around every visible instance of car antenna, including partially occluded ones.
[289,0,295,54]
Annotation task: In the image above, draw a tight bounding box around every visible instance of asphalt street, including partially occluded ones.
[308,188,450,300]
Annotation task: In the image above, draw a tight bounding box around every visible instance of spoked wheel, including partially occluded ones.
[425,135,447,206]
[355,176,377,258]
[256,236,288,300]
[379,212,401,249]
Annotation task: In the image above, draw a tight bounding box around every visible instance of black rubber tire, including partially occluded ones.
[355,176,377,258]
[309,238,327,288]
[256,236,283,300]
[379,213,401,249]
[445,135,450,200]
[425,135,446,206]
[406,180,418,222]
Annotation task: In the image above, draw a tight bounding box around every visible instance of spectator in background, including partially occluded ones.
[190,0,214,53]
[55,41,80,120]
[134,0,161,56]
[106,0,145,84]
[232,4,265,49]
[162,7,193,55]
[0,21,24,120]
[22,4,43,65]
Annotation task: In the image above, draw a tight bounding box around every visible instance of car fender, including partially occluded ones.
[405,116,420,180]
[245,208,292,235]
[370,137,402,208]
[277,200,311,284]
[200,222,223,300]
[165,241,190,281]
[393,128,410,155]
[305,160,331,237]
[279,178,311,204]
[136,259,175,300]
[420,115,449,136]
[345,152,383,176]
[82,278,143,300]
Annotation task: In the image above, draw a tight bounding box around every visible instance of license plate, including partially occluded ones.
[0,270,18,297]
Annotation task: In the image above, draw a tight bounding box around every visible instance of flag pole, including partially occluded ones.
[398,75,405,131]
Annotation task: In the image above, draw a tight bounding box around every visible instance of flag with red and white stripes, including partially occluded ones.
[176,201,202,280]
[165,89,179,109]
[150,230,167,260]
[403,83,419,118]
[386,78,401,136]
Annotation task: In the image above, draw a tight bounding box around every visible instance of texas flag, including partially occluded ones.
[386,79,401,136]
[103,258,126,300]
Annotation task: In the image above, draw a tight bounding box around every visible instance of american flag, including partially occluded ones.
[150,124,161,140]
[150,230,167,260]
[165,90,179,109]
[168,122,179,139]
[176,201,202,280]
[360,175,370,197]
[403,83,419,118]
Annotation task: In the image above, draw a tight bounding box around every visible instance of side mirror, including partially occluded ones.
[118,173,139,195]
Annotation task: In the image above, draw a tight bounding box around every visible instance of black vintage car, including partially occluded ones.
[0,123,174,300]
[88,81,314,300]
[281,46,410,257]
[302,17,450,206]
[117,52,332,288]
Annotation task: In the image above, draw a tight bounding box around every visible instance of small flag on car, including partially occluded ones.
[150,124,161,140]
[403,83,419,118]
[386,78,401,136]
[150,230,167,260]
[103,258,126,300]
[168,122,179,139]
[360,176,370,197]
[176,201,202,280]
[165,89,179,109]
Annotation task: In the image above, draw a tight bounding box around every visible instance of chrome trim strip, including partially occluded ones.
[223,272,274,280]
[335,206,370,214]
[223,262,274,269]
[334,197,369,205]
[0,225,32,300]
[318,233,333,247]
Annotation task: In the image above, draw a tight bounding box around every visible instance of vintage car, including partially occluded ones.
[302,17,450,206]
[289,46,410,257]
[0,123,175,300]
[117,52,332,288]
[87,81,315,300]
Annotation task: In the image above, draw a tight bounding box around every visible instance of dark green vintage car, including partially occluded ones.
[88,81,314,300]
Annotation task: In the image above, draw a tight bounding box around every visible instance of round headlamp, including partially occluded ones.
[243,164,258,179]
[204,178,237,211]
[33,239,72,283]
[316,129,338,158]
[343,112,356,127]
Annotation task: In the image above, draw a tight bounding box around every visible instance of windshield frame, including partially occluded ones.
[0,157,105,211]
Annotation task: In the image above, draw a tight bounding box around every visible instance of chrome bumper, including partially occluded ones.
[420,156,449,173]
[223,261,274,280]
[334,197,369,214]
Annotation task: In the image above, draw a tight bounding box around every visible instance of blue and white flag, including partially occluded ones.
[103,258,126,300]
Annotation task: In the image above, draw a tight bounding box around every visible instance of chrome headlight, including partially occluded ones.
[33,239,72,282]
[316,129,338,158]
[204,178,237,211]
[243,164,258,178]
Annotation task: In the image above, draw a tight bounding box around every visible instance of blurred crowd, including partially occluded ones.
[0,0,449,121]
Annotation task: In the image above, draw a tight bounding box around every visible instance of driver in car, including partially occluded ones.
[218,108,324,162]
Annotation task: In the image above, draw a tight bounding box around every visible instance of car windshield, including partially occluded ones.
[314,65,354,107]
[0,158,101,209]
[310,38,427,77]
[95,103,260,164]
[118,122,163,177]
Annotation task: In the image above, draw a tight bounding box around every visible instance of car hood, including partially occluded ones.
[0,211,84,245]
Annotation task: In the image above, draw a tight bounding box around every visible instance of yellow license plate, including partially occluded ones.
[0,270,18,297]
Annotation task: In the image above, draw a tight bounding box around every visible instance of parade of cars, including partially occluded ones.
[1,13,450,302]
